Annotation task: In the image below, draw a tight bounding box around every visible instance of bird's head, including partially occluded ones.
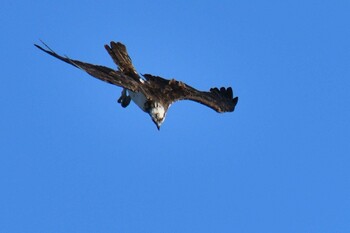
[149,102,166,130]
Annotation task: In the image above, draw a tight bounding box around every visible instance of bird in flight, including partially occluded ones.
[35,41,238,130]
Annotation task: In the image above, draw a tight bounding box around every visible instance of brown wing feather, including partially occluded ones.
[34,42,140,92]
[143,74,238,112]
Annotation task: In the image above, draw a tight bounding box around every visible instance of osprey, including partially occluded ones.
[35,41,238,130]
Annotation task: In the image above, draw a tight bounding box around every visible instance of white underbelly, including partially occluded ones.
[128,90,147,111]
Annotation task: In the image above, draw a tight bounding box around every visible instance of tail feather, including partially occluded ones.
[104,42,137,76]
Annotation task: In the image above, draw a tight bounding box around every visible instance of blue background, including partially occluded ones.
[1,0,349,232]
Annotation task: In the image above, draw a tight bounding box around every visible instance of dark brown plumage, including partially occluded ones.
[35,40,238,128]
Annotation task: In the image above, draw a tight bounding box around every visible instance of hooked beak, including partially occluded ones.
[152,119,161,130]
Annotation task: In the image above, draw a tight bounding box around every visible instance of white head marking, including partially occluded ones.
[150,102,166,129]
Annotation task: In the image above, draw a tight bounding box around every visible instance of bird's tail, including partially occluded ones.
[104,42,138,77]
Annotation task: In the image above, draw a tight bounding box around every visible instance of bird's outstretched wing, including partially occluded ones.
[34,41,141,92]
[143,74,238,113]
[35,41,238,112]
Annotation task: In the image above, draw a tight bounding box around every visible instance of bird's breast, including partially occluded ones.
[128,90,147,111]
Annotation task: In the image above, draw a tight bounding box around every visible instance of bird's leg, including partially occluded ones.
[117,88,127,103]
[117,88,131,108]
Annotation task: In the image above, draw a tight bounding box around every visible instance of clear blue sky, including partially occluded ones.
[1,0,349,232]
